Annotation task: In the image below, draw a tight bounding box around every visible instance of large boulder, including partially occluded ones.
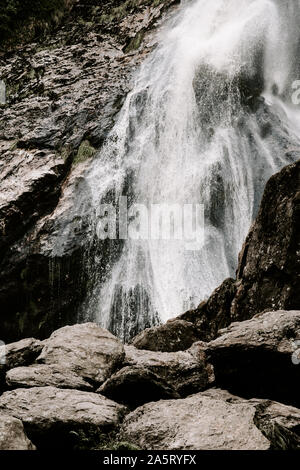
[0,386,127,449]
[205,310,300,407]
[0,414,35,450]
[131,320,198,352]
[121,388,300,450]
[123,343,214,396]
[6,364,94,391]
[36,323,125,386]
[98,366,180,409]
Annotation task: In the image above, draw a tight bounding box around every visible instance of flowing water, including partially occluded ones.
[54,0,300,340]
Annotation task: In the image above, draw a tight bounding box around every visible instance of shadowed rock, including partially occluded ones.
[204,310,300,407]
[124,343,214,397]
[98,366,180,409]
[131,319,198,352]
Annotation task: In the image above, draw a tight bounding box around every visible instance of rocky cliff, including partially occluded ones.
[0,0,179,342]
[176,159,300,341]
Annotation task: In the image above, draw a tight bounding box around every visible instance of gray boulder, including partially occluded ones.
[37,323,125,385]
[0,338,43,387]
[205,310,300,407]
[0,386,127,449]
[131,319,198,352]
[98,366,180,409]
[6,364,94,391]
[0,414,35,450]
[124,343,214,396]
[121,388,300,450]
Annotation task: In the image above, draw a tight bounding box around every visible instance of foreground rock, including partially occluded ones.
[124,344,214,397]
[36,323,124,386]
[0,414,35,450]
[0,386,127,449]
[132,320,198,352]
[0,338,43,387]
[6,364,93,391]
[98,366,180,409]
[121,388,300,450]
[205,310,300,407]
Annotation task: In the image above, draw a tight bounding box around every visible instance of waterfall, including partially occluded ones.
[53,0,300,341]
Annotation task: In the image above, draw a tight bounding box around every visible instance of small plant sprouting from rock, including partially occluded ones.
[73,140,96,166]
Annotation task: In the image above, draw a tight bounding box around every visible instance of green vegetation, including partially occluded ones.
[0,0,73,47]
[70,429,141,451]
[73,140,96,166]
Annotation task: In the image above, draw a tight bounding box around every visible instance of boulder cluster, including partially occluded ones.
[0,308,299,450]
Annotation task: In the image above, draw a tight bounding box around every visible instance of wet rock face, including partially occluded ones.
[174,160,300,340]
[232,160,300,320]
[0,386,127,449]
[131,319,199,352]
[205,310,300,408]
[178,278,237,342]
[121,388,300,450]
[0,414,35,450]
[0,0,180,343]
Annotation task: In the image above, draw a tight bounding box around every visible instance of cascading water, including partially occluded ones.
[53,0,300,341]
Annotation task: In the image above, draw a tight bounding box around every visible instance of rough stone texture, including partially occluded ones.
[0,0,180,343]
[205,310,300,407]
[6,364,94,391]
[173,160,300,342]
[121,388,300,450]
[231,160,300,320]
[131,319,198,352]
[98,366,180,409]
[124,343,214,396]
[0,337,43,370]
[0,386,127,449]
[0,338,43,388]
[0,413,36,450]
[177,278,237,341]
[37,323,125,385]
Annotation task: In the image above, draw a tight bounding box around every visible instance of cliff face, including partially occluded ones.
[177,159,300,341]
[232,159,300,320]
[0,0,179,342]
